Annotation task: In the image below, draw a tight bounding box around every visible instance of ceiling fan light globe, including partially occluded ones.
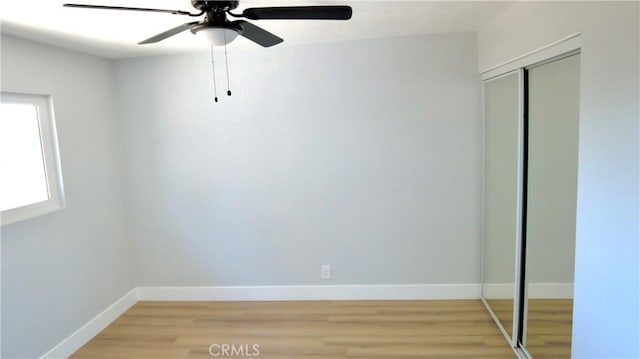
[196,27,238,46]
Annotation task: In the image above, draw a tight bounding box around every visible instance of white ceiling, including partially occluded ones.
[0,1,514,59]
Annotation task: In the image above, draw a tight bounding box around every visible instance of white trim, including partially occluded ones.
[40,288,138,359]
[527,283,574,299]
[482,283,574,300]
[482,284,517,300]
[481,33,582,80]
[479,73,487,289]
[511,68,525,345]
[137,284,481,301]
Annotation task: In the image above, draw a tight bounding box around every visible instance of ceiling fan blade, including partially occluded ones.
[242,6,352,20]
[139,22,199,44]
[63,4,202,16]
[233,20,283,47]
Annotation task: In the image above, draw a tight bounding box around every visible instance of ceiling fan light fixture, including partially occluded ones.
[64,2,352,47]
[194,26,238,46]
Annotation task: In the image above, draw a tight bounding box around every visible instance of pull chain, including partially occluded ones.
[224,30,232,96]
[210,45,218,102]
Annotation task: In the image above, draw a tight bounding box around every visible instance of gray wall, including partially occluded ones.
[0,35,135,358]
[115,33,482,287]
[478,2,639,357]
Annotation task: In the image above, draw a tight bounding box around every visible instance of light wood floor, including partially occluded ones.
[486,299,573,359]
[525,299,573,359]
[72,300,516,358]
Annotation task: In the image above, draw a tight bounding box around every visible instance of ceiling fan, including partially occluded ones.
[63,0,353,47]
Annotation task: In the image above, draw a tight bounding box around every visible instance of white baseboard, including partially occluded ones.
[482,283,574,299]
[482,283,516,299]
[38,284,480,358]
[137,284,481,301]
[527,283,574,299]
[40,288,138,359]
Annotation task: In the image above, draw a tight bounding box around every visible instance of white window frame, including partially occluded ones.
[1,92,66,226]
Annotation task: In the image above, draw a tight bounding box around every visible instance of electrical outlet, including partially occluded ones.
[321,265,331,280]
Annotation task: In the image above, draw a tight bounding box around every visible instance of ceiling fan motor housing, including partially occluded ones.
[191,0,239,12]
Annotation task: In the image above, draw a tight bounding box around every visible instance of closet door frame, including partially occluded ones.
[480,68,526,348]
[480,33,582,359]
[481,33,582,81]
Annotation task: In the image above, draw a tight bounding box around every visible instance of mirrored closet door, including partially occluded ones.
[523,53,580,359]
[481,70,523,342]
[481,50,580,359]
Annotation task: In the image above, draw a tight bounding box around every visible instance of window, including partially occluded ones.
[1,92,65,225]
